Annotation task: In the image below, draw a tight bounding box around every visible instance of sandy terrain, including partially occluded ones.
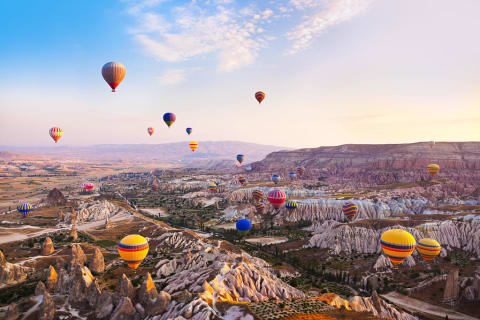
[245,236,289,246]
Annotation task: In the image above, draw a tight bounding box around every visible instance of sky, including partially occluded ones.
[1,0,479,148]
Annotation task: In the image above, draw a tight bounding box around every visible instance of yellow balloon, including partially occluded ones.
[118,234,149,269]
[189,141,198,152]
[417,238,441,261]
[380,229,416,267]
[426,164,440,177]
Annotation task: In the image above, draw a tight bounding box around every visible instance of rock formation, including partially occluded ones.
[42,237,54,255]
[46,188,67,206]
[38,291,55,320]
[69,244,86,269]
[349,291,418,320]
[35,281,48,296]
[105,216,112,229]
[5,303,19,320]
[70,225,78,241]
[89,247,105,273]
[57,209,63,221]
[0,250,29,286]
[46,265,57,292]
[443,269,460,305]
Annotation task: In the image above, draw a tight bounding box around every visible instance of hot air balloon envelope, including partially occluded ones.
[189,141,198,152]
[118,234,149,270]
[254,202,265,214]
[163,113,176,127]
[238,176,247,185]
[289,172,296,179]
[102,62,126,92]
[236,219,252,231]
[380,229,416,267]
[417,238,441,261]
[285,200,297,212]
[272,174,280,185]
[427,164,440,177]
[148,127,154,136]
[267,189,286,209]
[237,154,244,164]
[186,127,192,135]
[252,189,264,201]
[17,203,32,216]
[49,127,63,143]
[342,202,358,221]
[255,91,265,104]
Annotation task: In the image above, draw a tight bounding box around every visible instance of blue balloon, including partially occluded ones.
[245,165,252,171]
[289,172,296,179]
[186,127,192,135]
[236,219,251,231]
[236,154,244,164]
[272,174,280,185]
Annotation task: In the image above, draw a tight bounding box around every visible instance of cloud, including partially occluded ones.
[127,0,374,75]
[129,1,273,72]
[157,69,187,85]
[287,0,373,54]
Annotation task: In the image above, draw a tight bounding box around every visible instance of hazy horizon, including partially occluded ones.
[1,0,479,149]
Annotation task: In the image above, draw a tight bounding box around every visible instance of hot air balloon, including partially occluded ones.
[49,127,63,143]
[189,141,198,152]
[237,154,244,164]
[252,189,264,201]
[245,165,252,171]
[342,202,358,221]
[297,166,305,176]
[289,172,296,180]
[238,176,247,185]
[163,113,176,128]
[82,182,94,192]
[118,234,149,270]
[429,141,435,149]
[255,91,265,104]
[267,189,286,210]
[380,229,416,267]
[102,62,126,92]
[186,127,192,135]
[417,238,441,262]
[285,200,297,212]
[254,202,265,214]
[272,174,280,185]
[17,203,32,217]
[427,164,440,177]
[208,182,217,192]
[236,219,251,236]
[148,127,154,136]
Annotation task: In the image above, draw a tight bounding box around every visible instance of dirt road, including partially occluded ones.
[382,292,479,320]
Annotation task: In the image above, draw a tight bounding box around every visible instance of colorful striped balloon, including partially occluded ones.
[238,176,247,185]
[267,189,286,210]
[17,203,32,216]
[285,200,297,212]
[426,164,440,177]
[148,127,154,136]
[380,229,416,267]
[255,91,265,104]
[417,238,441,262]
[207,182,217,191]
[49,127,63,143]
[189,141,198,152]
[102,62,126,92]
[254,201,265,214]
[252,189,264,201]
[342,202,358,221]
[118,234,149,270]
[163,113,176,128]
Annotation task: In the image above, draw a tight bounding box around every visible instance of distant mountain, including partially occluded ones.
[252,142,480,170]
[1,141,289,164]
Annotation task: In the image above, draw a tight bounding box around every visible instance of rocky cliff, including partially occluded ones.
[251,142,480,184]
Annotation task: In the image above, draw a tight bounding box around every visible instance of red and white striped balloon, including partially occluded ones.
[267,189,286,210]
[49,127,63,143]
